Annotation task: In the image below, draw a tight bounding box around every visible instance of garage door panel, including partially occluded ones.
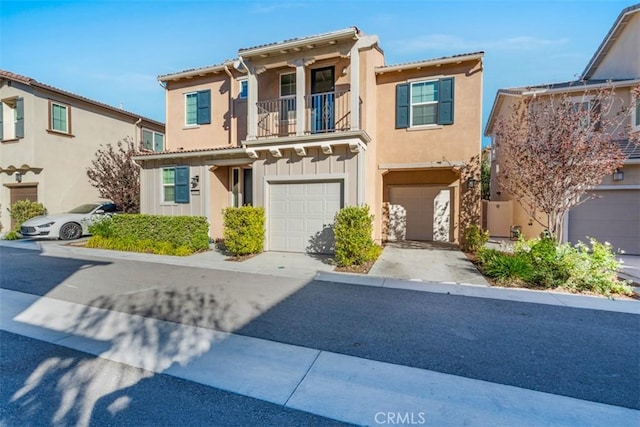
[569,190,640,255]
[269,181,342,253]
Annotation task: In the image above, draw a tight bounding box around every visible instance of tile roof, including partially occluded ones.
[618,139,640,159]
[134,145,245,158]
[157,60,235,81]
[376,51,484,72]
[0,69,164,127]
[238,27,360,53]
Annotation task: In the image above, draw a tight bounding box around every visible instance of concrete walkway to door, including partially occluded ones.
[368,241,490,286]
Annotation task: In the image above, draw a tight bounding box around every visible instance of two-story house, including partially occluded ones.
[0,70,165,230]
[484,4,640,255]
[135,27,483,253]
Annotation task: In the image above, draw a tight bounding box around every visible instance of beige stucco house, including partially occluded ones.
[135,27,484,253]
[0,70,165,230]
[484,4,640,255]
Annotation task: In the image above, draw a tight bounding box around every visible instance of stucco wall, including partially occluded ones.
[590,12,640,80]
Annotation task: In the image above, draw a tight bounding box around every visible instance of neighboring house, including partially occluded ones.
[484,4,640,255]
[135,27,483,253]
[0,70,165,230]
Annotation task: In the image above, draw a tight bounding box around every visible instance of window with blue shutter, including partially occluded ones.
[397,78,455,128]
[15,97,24,138]
[197,90,211,124]
[396,83,410,129]
[174,166,190,204]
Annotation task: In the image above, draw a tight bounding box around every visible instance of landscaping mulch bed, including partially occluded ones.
[225,253,259,262]
[334,259,376,274]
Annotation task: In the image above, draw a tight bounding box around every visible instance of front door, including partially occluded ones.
[311,67,335,133]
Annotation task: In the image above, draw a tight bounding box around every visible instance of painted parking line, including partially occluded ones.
[1,289,638,426]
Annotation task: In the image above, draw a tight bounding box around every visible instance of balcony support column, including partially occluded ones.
[349,43,360,131]
[245,59,259,141]
[295,59,305,136]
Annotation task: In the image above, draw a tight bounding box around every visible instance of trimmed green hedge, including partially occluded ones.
[89,214,209,252]
[334,205,381,267]
[223,206,265,256]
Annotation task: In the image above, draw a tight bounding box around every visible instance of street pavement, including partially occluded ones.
[1,240,639,426]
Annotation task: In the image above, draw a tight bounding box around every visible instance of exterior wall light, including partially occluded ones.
[613,169,624,181]
[15,172,22,183]
[467,178,477,188]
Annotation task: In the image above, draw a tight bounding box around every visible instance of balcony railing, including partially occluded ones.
[255,90,351,139]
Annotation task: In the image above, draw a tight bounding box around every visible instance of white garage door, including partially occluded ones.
[568,190,640,255]
[389,186,451,241]
[269,181,343,253]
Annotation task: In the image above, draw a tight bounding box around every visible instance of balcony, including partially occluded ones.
[255,90,352,139]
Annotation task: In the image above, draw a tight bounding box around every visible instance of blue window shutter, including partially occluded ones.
[15,98,24,138]
[438,78,454,125]
[396,83,410,129]
[175,166,190,203]
[197,90,211,124]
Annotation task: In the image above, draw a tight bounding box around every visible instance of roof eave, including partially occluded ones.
[375,52,484,75]
[133,147,247,161]
[238,27,359,58]
[158,61,235,83]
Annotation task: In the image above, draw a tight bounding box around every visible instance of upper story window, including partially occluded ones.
[142,129,164,152]
[0,97,24,141]
[573,101,590,129]
[280,73,296,98]
[238,79,248,100]
[633,99,640,131]
[185,90,211,126]
[395,78,454,129]
[49,101,71,134]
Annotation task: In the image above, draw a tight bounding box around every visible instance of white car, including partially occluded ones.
[19,202,121,240]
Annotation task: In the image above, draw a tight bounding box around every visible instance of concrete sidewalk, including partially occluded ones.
[1,288,637,426]
[2,238,638,314]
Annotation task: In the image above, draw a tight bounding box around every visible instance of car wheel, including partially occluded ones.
[59,222,82,240]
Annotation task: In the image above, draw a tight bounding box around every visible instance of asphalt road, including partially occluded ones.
[2,246,639,412]
[0,330,350,427]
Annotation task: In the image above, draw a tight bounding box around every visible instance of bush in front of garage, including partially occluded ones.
[4,200,47,240]
[87,214,209,255]
[334,205,381,267]
[222,206,265,256]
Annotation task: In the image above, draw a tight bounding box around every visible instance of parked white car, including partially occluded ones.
[19,202,121,240]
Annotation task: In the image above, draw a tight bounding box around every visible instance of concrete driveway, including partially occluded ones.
[368,241,489,286]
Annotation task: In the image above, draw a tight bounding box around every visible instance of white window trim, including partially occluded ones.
[184,92,198,127]
[161,166,178,205]
[1,98,17,140]
[142,128,164,152]
[409,79,439,128]
[238,78,248,100]
[279,71,296,99]
[50,101,70,134]
[632,98,640,132]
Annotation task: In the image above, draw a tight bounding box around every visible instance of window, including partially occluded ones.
[0,97,24,140]
[162,166,190,203]
[142,129,164,152]
[573,101,590,129]
[238,79,248,100]
[49,101,71,134]
[396,78,454,129]
[279,73,296,122]
[634,99,640,130]
[280,73,296,98]
[185,90,211,126]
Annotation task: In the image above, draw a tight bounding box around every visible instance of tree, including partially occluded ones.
[87,137,140,213]
[480,158,490,200]
[494,84,638,242]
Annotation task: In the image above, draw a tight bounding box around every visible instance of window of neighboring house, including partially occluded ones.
[238,79,248,100]
[573,101,591,129]
[395,78,454,129]
[0,97,24,141]
[49,101,71,134]
[280,72,296,121]
[633,99,640,130]
[185,90,211,126]
[142,129,164,152]
[162,166,190,204]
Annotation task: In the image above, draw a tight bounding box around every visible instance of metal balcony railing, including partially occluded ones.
[255,90,351,139]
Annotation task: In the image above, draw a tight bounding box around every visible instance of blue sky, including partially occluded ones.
[0,0,634,146]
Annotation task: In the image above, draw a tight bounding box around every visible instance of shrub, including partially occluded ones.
[462,224,489,253]
[515,237,569,288]
[334,205,381,267]
[85,235,197,256]
[477,248,533,283]
[88,216,114,238]
[3,230,21,240]
[106,214,209,251]
[223,206,265,256]
[8,200,47,231]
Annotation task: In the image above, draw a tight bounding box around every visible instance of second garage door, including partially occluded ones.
[568,190,640,255]
[269,181,343,253]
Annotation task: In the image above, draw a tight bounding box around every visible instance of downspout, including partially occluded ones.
[133,117,142,151]
[224,65,235,146]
